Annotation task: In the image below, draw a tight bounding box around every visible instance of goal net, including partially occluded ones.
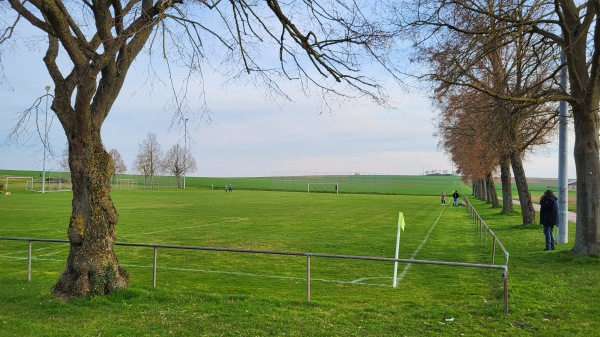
[4,176,34,191]
[307,182,339,194]
[116,179,137,190]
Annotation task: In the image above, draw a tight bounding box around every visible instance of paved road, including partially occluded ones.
[515,200,576,223]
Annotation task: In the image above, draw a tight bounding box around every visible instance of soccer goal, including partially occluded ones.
[116,179,137,190]
[4,176,35,191]
[307,182,339,194]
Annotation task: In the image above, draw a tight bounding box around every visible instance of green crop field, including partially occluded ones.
[0,172,598,336]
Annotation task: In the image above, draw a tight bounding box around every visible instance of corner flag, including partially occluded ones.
[393,212,405,287]
[398,212,406,231]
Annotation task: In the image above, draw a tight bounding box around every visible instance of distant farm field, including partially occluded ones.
[0,172,598,336]
[1,170,467,196]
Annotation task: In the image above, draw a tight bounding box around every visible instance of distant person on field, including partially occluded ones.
[441,191,446,205]
[540,189,559,251]
[228,184,233,192]
[452,190,459,206]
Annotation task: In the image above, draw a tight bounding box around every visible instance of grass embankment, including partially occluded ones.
[0,180,597,336]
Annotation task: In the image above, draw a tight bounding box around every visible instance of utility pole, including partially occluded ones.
[183,118,188,190]
[557,52,568,244]
[42,85,51,194]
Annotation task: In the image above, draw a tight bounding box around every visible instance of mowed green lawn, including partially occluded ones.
[0,184,598,336]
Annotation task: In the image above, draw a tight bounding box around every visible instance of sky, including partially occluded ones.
[0,11,577,180]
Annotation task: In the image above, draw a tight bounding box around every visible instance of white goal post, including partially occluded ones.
[4,176,35,191]
[116,179,137,190]
[307,182,339,194]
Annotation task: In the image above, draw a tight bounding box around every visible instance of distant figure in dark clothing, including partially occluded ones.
[452,191,459,206]
[540,189,559,251]
[441,191,446,205]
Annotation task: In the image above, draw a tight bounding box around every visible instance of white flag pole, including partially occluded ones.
[393,212,402,288]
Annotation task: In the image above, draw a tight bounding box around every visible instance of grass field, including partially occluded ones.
[0,174,598,336]
[1,170,468,196]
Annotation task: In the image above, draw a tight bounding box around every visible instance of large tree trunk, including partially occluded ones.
[481,178,490,202]
[572,103,600,255]
[478,178,486,200]
[510,151,535,225]
[486,173,499,208]
[473,178,481,198]
[499,155,514,212]
[52,115,129,298]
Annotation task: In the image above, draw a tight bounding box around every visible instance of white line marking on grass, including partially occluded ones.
[119,217,249,238]
[0,218,249,258]
[0,244,67,257]
[0,255,392,287]
[121,263,392,287]
[350,276,389,284]
[394,206,446,284]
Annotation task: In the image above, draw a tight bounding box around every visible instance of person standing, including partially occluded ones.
[540,189,559,251]
[452,190,459,206]
[441,191,446,205]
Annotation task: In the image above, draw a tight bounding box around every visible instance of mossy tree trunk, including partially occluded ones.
[10,1,166,298]
[53,128,129,297]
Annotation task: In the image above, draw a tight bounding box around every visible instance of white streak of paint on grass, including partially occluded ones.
[394,206,446,284]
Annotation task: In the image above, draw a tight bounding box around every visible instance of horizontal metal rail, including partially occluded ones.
[0,236,509,313]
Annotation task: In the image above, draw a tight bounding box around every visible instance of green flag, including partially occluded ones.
[398,212,405,231]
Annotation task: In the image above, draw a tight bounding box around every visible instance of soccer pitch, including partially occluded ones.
[0,187,499,306]
[3,178,600,336]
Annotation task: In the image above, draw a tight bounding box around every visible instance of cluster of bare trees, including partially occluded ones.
[424,170,454,176]
[134,132,197,189]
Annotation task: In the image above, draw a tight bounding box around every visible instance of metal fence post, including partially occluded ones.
[153,245,158,288]
[484,229,488,247]
[491,238,496,265]
[27,240,32,281]
[503,266,509,314]
[306,254,311,302]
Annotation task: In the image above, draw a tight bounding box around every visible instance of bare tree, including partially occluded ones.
[134,133,162,190]
[1,2,402,297]
[59,146,69,173]
[109,149,127,183]
[163,143,197,189]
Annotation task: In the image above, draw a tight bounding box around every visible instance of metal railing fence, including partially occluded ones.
[463,195,510,314]
[0,234,509,313]
[463,196,510,266]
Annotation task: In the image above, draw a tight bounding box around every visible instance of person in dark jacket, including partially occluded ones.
[452,190,459,206]
[539,189,559,251]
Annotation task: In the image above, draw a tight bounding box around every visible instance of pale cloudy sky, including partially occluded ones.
[0,18,576,179]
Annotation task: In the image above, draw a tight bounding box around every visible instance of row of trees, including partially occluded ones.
[62,132,197,190]
[403,0,599,258]
[133,132,197,189]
